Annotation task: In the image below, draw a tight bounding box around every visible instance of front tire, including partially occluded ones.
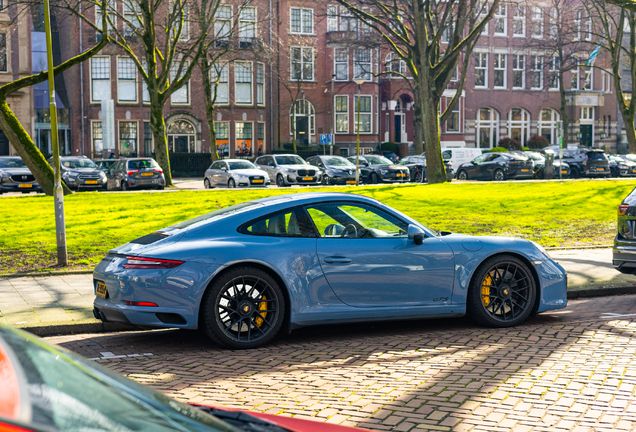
[457,170,468,181]
[467,255,536,328]
[276,174,286,188]
[570,167,580,179]
[493,169,505,181]
[370,173,379,184]
[322,175,331,185]
[228,178,236,188]
[200,266,285,349]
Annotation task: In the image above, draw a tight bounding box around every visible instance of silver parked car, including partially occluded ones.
[253,154,322,187]
[0,157,42,194]
[204,159,270,188]
[106,158,165,191]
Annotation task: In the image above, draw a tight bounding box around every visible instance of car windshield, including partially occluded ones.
[0,158,27,169]
[128,159,159,169]
[625,154,636,162]
[0,326,234,432]
[506,153,529,160]
[61,159,97,169]
[524,152,544,161]
[611,155,626,162]
[275,155,305,165]
[171,202,260,229]
[588,152,608,161]
[365,155,393,165]
[323,157,354,167]
[228,161,255,170]
[409,157,427,164]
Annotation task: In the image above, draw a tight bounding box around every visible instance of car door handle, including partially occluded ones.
[324,257,352,264]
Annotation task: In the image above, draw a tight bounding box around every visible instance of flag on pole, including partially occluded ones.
[586,43,601,66]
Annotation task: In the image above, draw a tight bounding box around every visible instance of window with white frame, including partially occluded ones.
[291,47,314,81]
[446,102,460,133]
[235,122,253,156]
[602,71,612,93]
[257,122,265,154]
[580,106,594,120]
[512,54,525,89]
[178,5,189,40]
[531,56,543,90]
[508,108,530,146]
[585,13,592,41]
[291,99,315,137]
[327,5,338,32]
[335,48,349,81]
[450,65,458,82]
[549,57,560,90]
[583,67,593,90]
[91,57,111,102]
[476,107,499,149]
[239,7,256,43]
[257,63,265,105]
[385,53,406,78]
[117,57,137,102]
[494,4,507,36]
[215,121,229,158]
[118,121,137,156]
[290,7,313,34]
[235,61,252,104]
[513,5,525,37]
[354,95,372,133]
[574,11,581,41]
[141,60,149,103]
[92,121,103,153]
[531,6,543,38]
[475,53,487,88]
[539,108,560,144]
[354,48,372,80]
[211,63,228,104]
[215,5,232,41]
[478,11,488,35]
[335,95,348,133]
[571,64,580,90]
[122,1,141,36]
[494,54,506,89]
[95,5,116,42]
[549,8,558,39]
[339,6,357,32]
[0,34,5,72]
[170,63,189,104]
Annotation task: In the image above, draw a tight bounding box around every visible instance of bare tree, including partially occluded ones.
[333,0,498,183]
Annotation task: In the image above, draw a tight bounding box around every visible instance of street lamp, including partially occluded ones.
[353,77,365,186]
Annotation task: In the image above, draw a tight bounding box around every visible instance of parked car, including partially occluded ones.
[0,323,371,432]
[545,147,610,178]
[106,158,165,191]
[254,154,321,187]
[455,152,534,181]
[378,150,400,163]
[94,158,119,172]
[623,154,636,164]
[92,192,567,349]
[420,152,455,182]
[608,155,636,177]
[53,156,107,191]
[441,148,484,169]
[614,187,636,275]
[509,151,570,179]
[0,156,42,194]
[306,155,358,185]
[204,159,270,188]
[346,154,409,184]
[400,155,454,182]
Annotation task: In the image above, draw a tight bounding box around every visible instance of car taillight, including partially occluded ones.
[122,256,184,269]
[619,205,630,216]
[127,170,139,175]
[154,168,163,174]
[124,301,158,307]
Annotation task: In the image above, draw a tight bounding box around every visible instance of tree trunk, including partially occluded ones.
[623,113,636,154]
[149,98,173,186]
[0,96,72,196]
[418,85,446,184]
[558,75,569,147]
[200,61,218,162]
[412,100,424,155]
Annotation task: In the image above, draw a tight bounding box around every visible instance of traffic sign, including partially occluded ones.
[320,134,332,145]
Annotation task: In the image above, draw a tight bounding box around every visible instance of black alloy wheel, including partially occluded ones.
[201,267,285,349]
[228,178,236,188]
[322,175,331,185]
[276,174,286,188]
[457,170,468,181]
[467,255,536,328]
[493,169,505,181]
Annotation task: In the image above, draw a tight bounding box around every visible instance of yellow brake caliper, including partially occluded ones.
[482,274,492,307]
[254,295,267,327]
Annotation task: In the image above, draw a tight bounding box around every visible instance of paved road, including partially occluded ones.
[50,294,636,431]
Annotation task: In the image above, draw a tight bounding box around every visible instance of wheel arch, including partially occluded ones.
[468,251,542,315]
[198,260,293,333]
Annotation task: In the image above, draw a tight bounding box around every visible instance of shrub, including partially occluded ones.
[522,146,530,151]
[601,144,611,154]
[381,142,399,154]
[527,134,550,150]
[489,146,509,153]
[498,137,521,151]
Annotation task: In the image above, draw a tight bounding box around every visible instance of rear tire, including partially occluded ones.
[204,178,211,189]
[457,170,468,181]
[494,169,505,181]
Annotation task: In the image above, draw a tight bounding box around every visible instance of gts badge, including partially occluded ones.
[433,297,448,302]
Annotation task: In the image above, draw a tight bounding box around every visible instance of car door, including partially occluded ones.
[465,154,486,179]
[215,161,229,185]
[305,201,455,307]
[482,154,504,179]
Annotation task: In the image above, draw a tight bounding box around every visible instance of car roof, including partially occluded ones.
[221,159,253,163]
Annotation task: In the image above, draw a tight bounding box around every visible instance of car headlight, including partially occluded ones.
[619,165,628,169]
[380,170,389,175]
[283,168,297,173]
[0,170,8,180]
[99,171,107,179]
[530,241,551,259]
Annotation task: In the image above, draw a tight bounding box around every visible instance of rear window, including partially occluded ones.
[171,202,260,229]
[128,159,159,169]
[587,152,608,161]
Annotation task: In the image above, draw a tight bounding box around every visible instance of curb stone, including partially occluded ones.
[566,285,636,299]
[22,322,139,337]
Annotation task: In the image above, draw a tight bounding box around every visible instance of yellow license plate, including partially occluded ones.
[96,281,108,299]
[141,172,153,176]
[18,184,32,188]
[397,173,406,177]
[346,180,356,184]
[252,179,264,184]
[85,180,98,185]
[597,168,604,171]
[521,169,530,172]
[302,177,313,181]
[562,170,567,174]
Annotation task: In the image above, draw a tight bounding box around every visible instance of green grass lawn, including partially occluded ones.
[1,180,634,273]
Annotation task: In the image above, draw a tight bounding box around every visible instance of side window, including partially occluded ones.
[305,202,408,238]
[241,209,316,237]
[442,150,452,159]
[473,155,487,163]
[211,162,221,170]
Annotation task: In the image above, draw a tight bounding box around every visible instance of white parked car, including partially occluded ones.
[203,159,271,188]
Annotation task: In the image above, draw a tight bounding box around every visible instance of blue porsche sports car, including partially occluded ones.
[93,193,567,349]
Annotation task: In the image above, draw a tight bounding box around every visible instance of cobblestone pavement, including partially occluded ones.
[49,295,636,431]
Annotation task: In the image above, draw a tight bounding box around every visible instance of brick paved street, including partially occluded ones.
[48,295,636,431]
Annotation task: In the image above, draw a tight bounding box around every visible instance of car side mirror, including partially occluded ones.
[221,167,227,171]
[408,224,426,245]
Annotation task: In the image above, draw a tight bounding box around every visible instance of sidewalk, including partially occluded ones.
[1,248,634,335]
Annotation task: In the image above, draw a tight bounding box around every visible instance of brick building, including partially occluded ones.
[0,0,621,159]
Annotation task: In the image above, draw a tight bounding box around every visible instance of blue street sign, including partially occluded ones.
[320,134,329,145]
